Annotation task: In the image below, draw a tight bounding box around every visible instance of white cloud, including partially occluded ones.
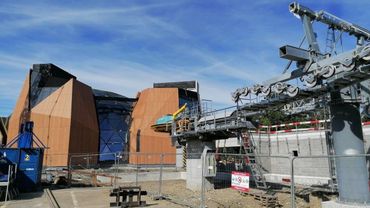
[2,0,368,117]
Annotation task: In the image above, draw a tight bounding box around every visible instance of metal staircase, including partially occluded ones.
[240,131,267,189]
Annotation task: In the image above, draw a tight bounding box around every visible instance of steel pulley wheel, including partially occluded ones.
[231,91,239,102]
[241,87,249,96]
[322,65,336,78]
[237,88,244,94]
[260,86,271,96]
[360,45,370,61]
[304,74,318,88]
[342,63,355,71]
[286,85,299,97]
[273,82,285,94]
[250,86,261,95]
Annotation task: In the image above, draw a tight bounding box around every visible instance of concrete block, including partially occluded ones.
[322,200,370,208]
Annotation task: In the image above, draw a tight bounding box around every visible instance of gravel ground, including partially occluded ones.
[0,180,334,208]
[120,180,331,208]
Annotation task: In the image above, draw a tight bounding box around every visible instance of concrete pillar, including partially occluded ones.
[330,91,370,204]
[175,146,184,169]
[186,139,215,191]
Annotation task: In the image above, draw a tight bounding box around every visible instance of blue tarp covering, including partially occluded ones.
[18,122,34,148]
[18,132,33,148]
[156,115,173,125]
[97,112,129,161]
[94,89,135,162]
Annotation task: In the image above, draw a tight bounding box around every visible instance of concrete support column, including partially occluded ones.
[175,146,184,169]
[186,139,215,191]
[330,91,370,204]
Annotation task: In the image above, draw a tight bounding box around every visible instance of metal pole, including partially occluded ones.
[268,126,271,156]
[330,92,370,204]
[258,130,261,154]
[213,112,216,128]
[295,123,300,153]
[87,154,90,169]
[224,109,227,126]
[136,154,139,186]
[319,124,325,155]
[114,153,118,188]
[276,126,279,154]
[290,155,296,208]
[285,137,290,153]
[68,155,73,187]
[307,137,312,156]
[200,153,205,208]
[158,153,164,198]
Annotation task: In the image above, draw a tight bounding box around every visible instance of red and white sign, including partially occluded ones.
[231,171,250,192]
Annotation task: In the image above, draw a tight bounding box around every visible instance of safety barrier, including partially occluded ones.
[200,152,370,208]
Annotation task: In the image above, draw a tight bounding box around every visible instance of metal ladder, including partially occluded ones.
[240,130,268,189]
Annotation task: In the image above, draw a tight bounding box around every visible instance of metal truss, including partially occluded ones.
[232,2,370,115]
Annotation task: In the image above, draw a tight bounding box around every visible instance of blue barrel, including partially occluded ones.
[0,148,44,192]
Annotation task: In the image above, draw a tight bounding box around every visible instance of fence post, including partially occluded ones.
[114,152,118,188]
[136,153,139,186]
[68,155,73,187]
[200,152,205,208]
[157,153,164,199]
[290,155,296,208]
[87,154,90,169]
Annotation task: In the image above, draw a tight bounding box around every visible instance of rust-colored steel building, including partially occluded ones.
[7,64,198,167]
[129,86,198,165]
[7,64,99,167]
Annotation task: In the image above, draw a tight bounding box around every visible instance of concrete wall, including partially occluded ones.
[186,140,215,191]
[217,126,370,185]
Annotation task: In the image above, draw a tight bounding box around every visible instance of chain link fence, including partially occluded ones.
[68,153,118,187]
[42,151,370,208]
[201,153,291,208]
[200,152,370,208]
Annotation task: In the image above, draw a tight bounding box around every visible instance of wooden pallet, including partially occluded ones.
[241,190,280,208]
[110,186,147,207]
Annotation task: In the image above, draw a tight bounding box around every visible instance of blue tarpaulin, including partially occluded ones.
[18,122,34,148]
[18,132,33,148]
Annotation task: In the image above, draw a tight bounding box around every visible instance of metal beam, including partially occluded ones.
[279,45,310,61]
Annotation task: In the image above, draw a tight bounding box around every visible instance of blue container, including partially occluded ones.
[0,148,44,192]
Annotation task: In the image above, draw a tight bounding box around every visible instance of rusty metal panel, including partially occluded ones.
[129,88,178,164]
[7,77,99,167]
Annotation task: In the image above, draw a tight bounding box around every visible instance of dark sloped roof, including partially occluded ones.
[93,89,136,102]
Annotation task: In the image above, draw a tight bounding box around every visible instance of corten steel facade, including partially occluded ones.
[129,88,198,165]
[7,64,99,167]
[7,63,198,167]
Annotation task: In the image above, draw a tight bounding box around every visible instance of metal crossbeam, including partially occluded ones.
[232,2,370,115]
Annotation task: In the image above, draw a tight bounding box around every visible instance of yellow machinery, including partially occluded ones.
[151,104,188,132]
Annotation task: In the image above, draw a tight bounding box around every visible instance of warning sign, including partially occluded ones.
[231,171,250,192]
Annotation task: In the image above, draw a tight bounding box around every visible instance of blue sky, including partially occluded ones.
[1,0,370,116]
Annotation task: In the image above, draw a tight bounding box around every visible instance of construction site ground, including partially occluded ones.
[0,180,332,208]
